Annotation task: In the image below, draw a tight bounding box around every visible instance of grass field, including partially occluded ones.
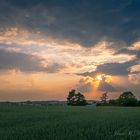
[0,105,140,140]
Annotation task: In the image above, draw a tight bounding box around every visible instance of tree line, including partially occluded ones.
[67,90,140,107]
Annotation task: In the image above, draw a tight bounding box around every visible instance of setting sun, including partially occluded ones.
[96,74,113,84]
[96,75,102,81]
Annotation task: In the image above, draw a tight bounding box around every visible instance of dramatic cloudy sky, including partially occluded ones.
[0,0,140,101]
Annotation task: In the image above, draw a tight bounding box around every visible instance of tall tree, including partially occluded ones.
[117,91,138,106]
[67,89,76,105]
[100,92,108,104]
[67,89,87,106]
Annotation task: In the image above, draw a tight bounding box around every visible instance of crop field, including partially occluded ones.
[0,105,140,140]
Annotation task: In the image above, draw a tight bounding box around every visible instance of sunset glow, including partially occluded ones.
[96,75,103,81]
[0,0,140,101]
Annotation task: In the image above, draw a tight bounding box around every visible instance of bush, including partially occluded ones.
[108,99,118,106]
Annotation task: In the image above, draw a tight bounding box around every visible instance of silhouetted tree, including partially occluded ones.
[108,99,118,106]
[67,89,87,106]
[100,92,108,104]
[26,100,32,105]
[67,89,76,105]
[117,91,138,106]
[138,100,140,106]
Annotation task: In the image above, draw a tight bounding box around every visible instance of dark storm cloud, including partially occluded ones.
[80,61,136,77]
[0,0,140,46]
[0,49,64,72]
[96,61,136,75]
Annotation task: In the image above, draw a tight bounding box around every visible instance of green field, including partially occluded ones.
[0,105,140,140]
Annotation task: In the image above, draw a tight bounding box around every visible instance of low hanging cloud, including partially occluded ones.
[76,75,116,93]
[76,77,93,93]
[0,49,64,73]
[98,76,116,92]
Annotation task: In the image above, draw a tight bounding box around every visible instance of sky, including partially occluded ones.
[0,0,140,101]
